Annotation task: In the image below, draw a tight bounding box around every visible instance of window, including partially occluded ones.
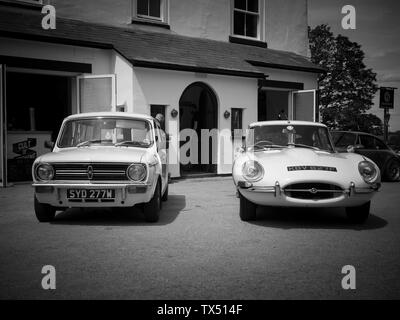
[374,138,388,150]
[333,132,357,148]
[7,0,43,5]
[231,108,243,138]
[135,0,168,22]
[359,135,376,149]
[150,105,166,131]
[233,0,260,39]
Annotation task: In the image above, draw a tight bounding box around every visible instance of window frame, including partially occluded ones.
[133,0,169,23]
[12,0,43,4]
[231,0,264,41]
[231,108,244,139]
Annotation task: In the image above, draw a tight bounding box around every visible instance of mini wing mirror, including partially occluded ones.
[44,141,55,150]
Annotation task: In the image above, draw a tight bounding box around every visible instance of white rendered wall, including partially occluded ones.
[131,67,259,177]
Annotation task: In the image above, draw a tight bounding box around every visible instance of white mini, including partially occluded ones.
[32,112,169,223]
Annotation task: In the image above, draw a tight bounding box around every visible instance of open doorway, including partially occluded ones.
[6,72,72,182]
[258,89,289,121]
[179,82,218,176]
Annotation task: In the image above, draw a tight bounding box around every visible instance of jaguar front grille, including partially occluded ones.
[284,183,344,200]
[53,163,130,181]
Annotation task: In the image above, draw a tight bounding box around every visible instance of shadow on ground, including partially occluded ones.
[248,206,388,231]
[50,195,186,227]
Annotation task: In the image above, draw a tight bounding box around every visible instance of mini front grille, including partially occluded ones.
[284,183,344,200]
[53,163,130,181]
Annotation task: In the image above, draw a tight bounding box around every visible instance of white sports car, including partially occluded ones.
[233,121,381,223]
[32,112,169,223]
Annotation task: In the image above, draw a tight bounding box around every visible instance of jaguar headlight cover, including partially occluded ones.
[36,163,54,181]
[358,161,378,184]
[242,160,264,182]
[127,164,147,182]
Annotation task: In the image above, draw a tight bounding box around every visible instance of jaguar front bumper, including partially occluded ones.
[237,181,381,208]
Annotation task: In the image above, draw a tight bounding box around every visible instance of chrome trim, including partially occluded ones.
[33,183,151,188]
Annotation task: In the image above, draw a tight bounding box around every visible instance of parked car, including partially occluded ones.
[331,131,400,182]
[388,133,400,154]
[32,112,169,223]
[233,121,381,224]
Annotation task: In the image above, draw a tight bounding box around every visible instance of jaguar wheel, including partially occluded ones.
[346,201,371,224]
[239,192,257,221]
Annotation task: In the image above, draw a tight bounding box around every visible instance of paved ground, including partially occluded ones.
[0,177,399,300]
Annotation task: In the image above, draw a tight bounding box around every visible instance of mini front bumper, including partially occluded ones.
[237,181,381,208]
[33,182,155,208]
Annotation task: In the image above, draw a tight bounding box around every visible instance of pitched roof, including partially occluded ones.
[0,5,324,78]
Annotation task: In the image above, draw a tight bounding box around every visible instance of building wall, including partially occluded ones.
[51,0,309,56]
[131,67,259,177]
[262,68,319,90]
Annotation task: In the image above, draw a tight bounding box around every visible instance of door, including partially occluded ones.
[154,121,168,191]
[77,74,116,113]
[291,90,318,122]
[358,134,391,170]
[0,64,6,187]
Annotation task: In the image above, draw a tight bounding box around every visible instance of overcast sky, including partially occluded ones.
[308,0,400,132]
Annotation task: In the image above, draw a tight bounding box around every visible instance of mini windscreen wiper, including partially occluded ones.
[114,141,148,147]
[76,140,104,148]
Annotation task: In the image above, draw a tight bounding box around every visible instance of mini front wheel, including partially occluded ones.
[346,201,371,224]
[239,192,257,221]
[34,196,56,222]
[143,182,161,223]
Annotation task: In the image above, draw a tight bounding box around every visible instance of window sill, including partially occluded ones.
[131,17,170,30]
[229,36,268,48]
[0,0,43,10]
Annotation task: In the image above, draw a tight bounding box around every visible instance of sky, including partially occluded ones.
[308,0,400,132]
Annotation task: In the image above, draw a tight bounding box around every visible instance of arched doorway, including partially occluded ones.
[179,82,218,176]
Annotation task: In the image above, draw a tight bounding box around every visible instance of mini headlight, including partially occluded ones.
[127,164,147,182]
[36,163,54,181]
[242,160,264,182]
[358,161,378,184]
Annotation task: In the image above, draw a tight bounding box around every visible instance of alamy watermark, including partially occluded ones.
[342,5,356,30]
[41,265,56,290]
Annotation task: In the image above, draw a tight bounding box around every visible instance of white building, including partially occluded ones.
[0,0,324,185]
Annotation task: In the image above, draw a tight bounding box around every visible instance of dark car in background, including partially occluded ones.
[388,133,400,154]
[332,131,400,182]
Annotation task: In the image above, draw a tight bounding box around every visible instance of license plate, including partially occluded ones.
[67,189,115,200]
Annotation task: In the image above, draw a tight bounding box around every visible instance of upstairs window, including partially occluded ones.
[136,0,163,21]
[233,0,260,39]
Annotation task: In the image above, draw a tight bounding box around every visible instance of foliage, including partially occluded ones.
[309,25,382,135]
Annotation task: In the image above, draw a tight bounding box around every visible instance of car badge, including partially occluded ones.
[87,165,94,180]
[310,188,318,194]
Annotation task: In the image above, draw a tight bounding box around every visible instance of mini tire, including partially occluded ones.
[34,196,56,222]
[161,184,169,202]
[239,192,257,221]
[144,181,161,223]
[346,201,371,224]
[384,159,400,182]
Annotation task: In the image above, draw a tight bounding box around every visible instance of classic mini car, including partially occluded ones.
[32,112,169,223]
[233,121,381,223]
[332,131,400,182]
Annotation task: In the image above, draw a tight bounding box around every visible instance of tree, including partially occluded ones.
[309,25,382,134]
